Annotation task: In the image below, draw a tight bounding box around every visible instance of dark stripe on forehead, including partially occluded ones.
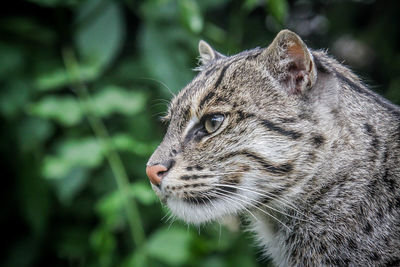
[198,63,230,109]
[199,59,239,109]
[261,119,303,140]
[198,91,215,110]
[205,65,217,76]
[214,63,231,89]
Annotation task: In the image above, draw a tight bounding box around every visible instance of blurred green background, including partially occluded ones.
[1,0,399,266]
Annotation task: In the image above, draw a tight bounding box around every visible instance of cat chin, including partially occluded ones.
[166,197,240,225]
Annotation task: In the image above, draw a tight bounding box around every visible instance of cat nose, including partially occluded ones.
[146,164,168,186]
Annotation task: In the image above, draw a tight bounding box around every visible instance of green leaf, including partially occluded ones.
[92,86,147,117]
[97,183,157,217]
[267,0,288,25]
[178,0,204,34]
[203,22,227,44]
[17,117,54,152]
[140,24,194,95]
[96,189,126,229]
[112,133,157,156]
[90,227,116,266]
[147,226,194,266]
[42,137,104,179]
[35,64,99,91]
[95,182,157,228]
[54,167,89,204]
[139,0,177,21]
[130,183,158,205]
[122,249,147,267]
[43,156,73,179]
[75,0,125,71]
[28,96,83,126]
[243,0,263,12]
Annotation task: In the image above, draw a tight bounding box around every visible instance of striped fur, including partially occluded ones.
[147,30,400,266]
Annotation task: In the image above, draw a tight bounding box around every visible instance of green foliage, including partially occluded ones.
[267,0,288,25]
[146,226,194,265]
[75,0,125,71]
[1,0,399,266]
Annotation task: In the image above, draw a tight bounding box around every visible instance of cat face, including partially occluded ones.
[146,30,319,224]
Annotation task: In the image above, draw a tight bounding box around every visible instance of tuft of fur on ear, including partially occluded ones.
[197,40,225,71]
[266,29,317,95]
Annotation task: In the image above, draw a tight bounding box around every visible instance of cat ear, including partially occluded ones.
[266,29,317,95]
[198,40,225,66]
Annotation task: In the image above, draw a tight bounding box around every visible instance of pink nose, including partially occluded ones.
[146,165,168,186]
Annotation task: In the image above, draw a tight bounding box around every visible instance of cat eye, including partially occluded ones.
[204,114,224,134]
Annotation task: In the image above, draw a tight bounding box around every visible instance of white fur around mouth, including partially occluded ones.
[166,197,242,225]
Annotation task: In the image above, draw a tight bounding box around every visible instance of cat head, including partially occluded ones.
[146,30,324,224]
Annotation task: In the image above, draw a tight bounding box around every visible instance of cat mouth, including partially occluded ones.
[165,191,244,225]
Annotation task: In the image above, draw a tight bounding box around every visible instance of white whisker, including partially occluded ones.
[215,186,312,224]
[212,188,291,231]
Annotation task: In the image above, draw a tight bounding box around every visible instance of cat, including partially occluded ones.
[146,29,400,266]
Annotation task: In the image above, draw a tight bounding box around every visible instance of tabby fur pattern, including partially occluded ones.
[147,30,400,266]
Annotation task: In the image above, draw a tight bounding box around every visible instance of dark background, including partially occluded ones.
[1,0,399,266]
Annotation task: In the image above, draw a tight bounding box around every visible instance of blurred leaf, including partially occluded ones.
[28,96,83,126]
[112,133,157,156]
[43,137,104,179]
[54,167,89,204]
[35,64,99,91]
[147,226,194,266]
[130,183,158,205]
[178,0,204,34]
[56,137,103,167]
[75,0,125,71]
[203,22,227,44]
[97,183,157,218]
[90,227,116,266]
[96,189,125,229]
[140,24,193,95]
[267,0,288,25]
[139,0,176,21]
[17,117,54,152]
[243,0,263,12]
[95,182,157,230]
[122,248,147,267]
[92,86,147,117]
